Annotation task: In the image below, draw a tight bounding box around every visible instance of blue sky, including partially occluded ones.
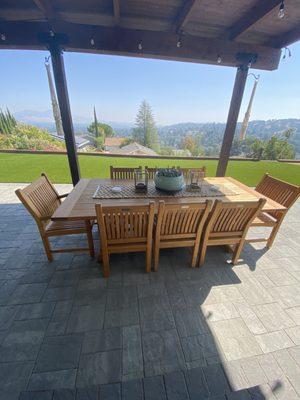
[1,41,300,125]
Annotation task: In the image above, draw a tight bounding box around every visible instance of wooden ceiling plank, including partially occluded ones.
[174,0,198,33]
[113,0,120,26]
[228,0,282,40]
[33,0,55,20]
[0,21,281,71]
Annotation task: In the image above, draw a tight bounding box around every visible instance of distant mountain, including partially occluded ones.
[14,110,133,133]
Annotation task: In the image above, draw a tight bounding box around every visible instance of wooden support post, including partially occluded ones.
[216,64,249,177]
[49,44,80,185]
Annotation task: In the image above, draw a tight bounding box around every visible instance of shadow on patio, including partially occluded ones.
[1,200,300,400]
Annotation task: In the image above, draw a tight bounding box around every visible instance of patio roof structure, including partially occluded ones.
[1,0,300,183]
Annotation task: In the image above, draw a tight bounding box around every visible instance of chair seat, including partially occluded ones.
[251,212,277,227]
[46,219,88,233]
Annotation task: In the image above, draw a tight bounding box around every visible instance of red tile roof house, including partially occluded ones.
[104,137,126,153]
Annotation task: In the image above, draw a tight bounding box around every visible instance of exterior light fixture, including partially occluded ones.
[49,30,55,37]
[282,46,291,60]
[278,1,285,19]
[138,41,142,50]
[90,38,95,46]
[217,55,222,64]
[0,33,6,41]
[176,39,182,48]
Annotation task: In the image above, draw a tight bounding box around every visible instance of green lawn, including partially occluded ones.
[0,152,299,186]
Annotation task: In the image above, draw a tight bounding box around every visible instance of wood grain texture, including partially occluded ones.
[51,177,286,222]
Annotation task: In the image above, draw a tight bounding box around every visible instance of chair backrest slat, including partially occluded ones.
[96,202,155,243]
[15,174,60,224]
[157,201,211,239]
[110,166,141,180]
[205,200,265,238]
[177,166,206,179]
[256,174,300,210]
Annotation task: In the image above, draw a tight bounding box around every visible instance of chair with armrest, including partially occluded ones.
[15,173,94,261]
[250,173,300,248]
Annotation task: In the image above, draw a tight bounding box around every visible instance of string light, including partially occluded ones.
[0,34,6,41]
[278,1,285,19]
[138,41,142,50]
[282,46,291,60]
[217,55,222,64]
[49,30,55,37]
[90,38,95,46]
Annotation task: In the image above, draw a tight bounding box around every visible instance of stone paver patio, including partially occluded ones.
[1,183,300,399]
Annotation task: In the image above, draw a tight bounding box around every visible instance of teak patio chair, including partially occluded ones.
[250,173,300,248]
[15,173,94,261]
[110,166,141,180]
[145,167,158,179]
[177,166,206,179]
[199,199,266,266]
[95,202,155,277]
[154,200,212,270]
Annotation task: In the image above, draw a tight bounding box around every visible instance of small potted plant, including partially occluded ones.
[154,168,184,192]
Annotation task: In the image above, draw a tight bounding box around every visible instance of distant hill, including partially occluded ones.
[13,110,300,156]
[158,119,300,156]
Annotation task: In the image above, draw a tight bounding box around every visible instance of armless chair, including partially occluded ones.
[177,166,206,179]
[154,200,212,270]
[199,199,266,266]
[110,166,141,180]
[95,202,155,277]
[251,173,300,248]
[15,173,94,261]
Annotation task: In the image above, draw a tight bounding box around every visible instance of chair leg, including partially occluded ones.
[154,245,160,272]
[231,240,245,265]
[198,243,207,267]
[42,235,53,262]
[266,221,281,248]
[191,246,198,268]
[146,249,152,273]
[85,221,95,257]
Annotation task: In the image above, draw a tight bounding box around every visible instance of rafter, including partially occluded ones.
[228,0,282,40]
[33,0,55,20]
[113,0,120,26]
[174,0,198,33]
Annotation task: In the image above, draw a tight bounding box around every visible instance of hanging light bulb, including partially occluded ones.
[49,30,55,37]
[90,38,95,46]
[176,38,182,48]
[217,55,222,64]
[0,33,6,41]
[278,1,285,19]
[138,41,142,50]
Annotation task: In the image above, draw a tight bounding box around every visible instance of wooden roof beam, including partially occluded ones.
[113,0,120,26]
[33,0,55,20]
[174,0,198,33]
[268,25,300,48]
[228,0,282,40]
[0,21,281,71]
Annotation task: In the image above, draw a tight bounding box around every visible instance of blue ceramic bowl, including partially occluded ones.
[154,172,184,192]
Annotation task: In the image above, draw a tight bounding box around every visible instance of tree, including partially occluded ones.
[181,134,205,156]
[87,122,114,138]
[132,100,159,151]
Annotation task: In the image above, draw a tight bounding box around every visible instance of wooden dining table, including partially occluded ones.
[51,177,286,221]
